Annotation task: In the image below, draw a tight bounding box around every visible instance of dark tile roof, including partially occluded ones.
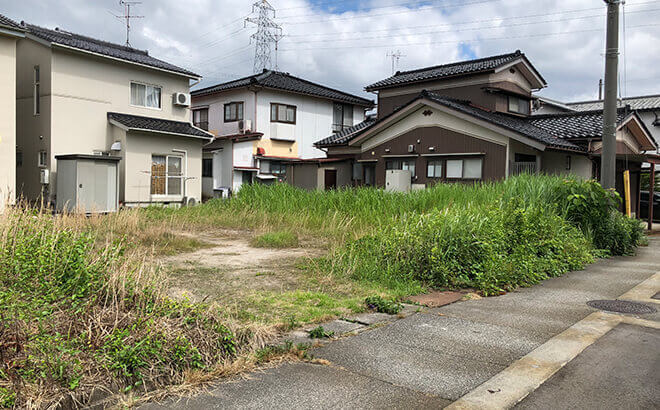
[528,110,627,140]
[315,91,584,152]
[192,70,374,107]
[107,112,213,139]
[567,94,660,112]
[365,50,545,91]
[0,14,23,31]
[315,119,377,147]
[26,24,198,78]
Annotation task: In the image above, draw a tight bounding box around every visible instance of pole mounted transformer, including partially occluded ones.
[601,0,622,190]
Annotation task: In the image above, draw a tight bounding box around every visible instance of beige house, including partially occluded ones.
[15,22,212,208]
[0,15,25,211]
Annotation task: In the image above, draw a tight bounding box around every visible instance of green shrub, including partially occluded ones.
[364,296,403,314]
[251,231,299,248]
[308,326,334,339]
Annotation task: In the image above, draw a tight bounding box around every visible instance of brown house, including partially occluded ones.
[312,51,657,215]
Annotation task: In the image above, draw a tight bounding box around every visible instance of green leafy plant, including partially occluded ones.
[308,326,334,339]
[365,296,403,314]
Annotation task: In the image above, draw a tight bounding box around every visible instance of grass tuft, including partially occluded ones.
[250,231,299,248]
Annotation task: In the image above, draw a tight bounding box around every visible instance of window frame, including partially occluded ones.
[130,81,162,110]
[332,102,354,133]
[507,96,530,115]
[385,158,416,177]
[270,103,297,124]
[223,101,244,123]
[33,66,40,116]
[38,150,47,168]
[150,154,184,196]
[426,157,484,181]
[426,159,443,178]
[193,108,209,130]
[202,158,213,178]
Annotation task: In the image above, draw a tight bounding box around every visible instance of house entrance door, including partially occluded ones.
[324,169,337,190]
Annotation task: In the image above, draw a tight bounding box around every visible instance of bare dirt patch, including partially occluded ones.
[408,291,465,307]
[161,230,325,302]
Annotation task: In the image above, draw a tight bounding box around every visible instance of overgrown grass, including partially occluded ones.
[1,175,645,407]
[0,208,242,408]
[251,231,299,248]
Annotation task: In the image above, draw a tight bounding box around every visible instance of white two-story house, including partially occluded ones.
[0,15,24,211]
[15,22,212,210]
[190,70,373,196]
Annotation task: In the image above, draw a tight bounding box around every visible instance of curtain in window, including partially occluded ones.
[463,159,483,179]
[146,85,161,108]
[237,103,244,120]
[151,156,166,195]
[131,83,146,106]
[446,160,463,178]
[286,106,295,122]
[427,161,442,178]
[343,105,353,127]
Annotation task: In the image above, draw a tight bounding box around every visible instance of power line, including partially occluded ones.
[278,23,659,52]
[279,8,660,45]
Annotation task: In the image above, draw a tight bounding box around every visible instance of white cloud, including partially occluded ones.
[2,0,659,102]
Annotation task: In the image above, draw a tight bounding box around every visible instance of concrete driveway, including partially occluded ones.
[143,238,660,409]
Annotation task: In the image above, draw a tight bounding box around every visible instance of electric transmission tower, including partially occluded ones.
[113,0,144,47]
[245,0,283,73]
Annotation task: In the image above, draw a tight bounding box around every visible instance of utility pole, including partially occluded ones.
[245,0,283,74]
[387,50,405,75]
[601,0,621,190]
[115,0,144,47]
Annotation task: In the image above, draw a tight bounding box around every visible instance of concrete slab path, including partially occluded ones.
[143,238,660,409]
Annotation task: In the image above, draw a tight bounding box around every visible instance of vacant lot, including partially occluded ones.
[0,175,645,408]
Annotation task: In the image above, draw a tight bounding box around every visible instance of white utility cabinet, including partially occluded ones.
[385,169,412,192]
[55,154,120,213]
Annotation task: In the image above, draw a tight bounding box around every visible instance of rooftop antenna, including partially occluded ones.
[115,0,144,47]
[245,0,283,74]
[387,50,405,75]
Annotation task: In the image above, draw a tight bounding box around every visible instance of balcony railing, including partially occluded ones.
[510,161,537,176]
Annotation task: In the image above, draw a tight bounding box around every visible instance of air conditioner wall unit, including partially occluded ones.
[239,119,252,134]
[174,92,191,107]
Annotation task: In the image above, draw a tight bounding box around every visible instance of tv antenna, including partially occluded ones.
[387,50,406,75]
[114,0,144,47]
[245,0,283,73]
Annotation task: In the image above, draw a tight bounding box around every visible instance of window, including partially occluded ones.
[224,102,244,122]
[385,159,415,177]
[271,103,296,124]
[202,158,213,178]
[514,153,536,163]
[151,155,183,196]
[33,66,40,115]
[566,155,572,170]
[38,151,47,168]
[508,96,530,115]
[16,151,23,168]
[193,108,209,130]
[446,158,483,179]
[332,103,354,132]
[427,160,443,178]
[131,82,162,109]
[260,160,286,175]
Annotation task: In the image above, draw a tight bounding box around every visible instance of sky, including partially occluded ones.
[2,0,659,103]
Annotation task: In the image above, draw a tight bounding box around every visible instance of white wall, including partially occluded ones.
[0,35,17,211]
[192,88,255,137]
[541,151,592,179]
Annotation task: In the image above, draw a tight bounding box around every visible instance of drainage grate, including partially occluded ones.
[587,299,656,314]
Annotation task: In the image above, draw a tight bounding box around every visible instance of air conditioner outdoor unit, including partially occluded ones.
[174,92,191,107]
[408,144,415,153]
[239,119,252,133]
